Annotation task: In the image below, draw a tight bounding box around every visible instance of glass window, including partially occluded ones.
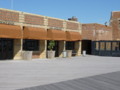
[119,42,120,51]
[23,39,39,51]
[66,41,75,50]
[106,42,111,51]
[112,42,119,51]
[95,42,99,50]
[100,42,105,50]
[0,41,2,51]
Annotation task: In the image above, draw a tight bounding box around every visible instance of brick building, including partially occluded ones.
[82,23,112,54]
[81,12,120,56]
[0,8,82,60]
[82,23,112,41]
[110,11,120,40]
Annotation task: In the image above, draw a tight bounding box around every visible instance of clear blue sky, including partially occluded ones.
[0,0,120,24]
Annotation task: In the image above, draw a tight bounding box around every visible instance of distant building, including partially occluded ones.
[110,11,120,40]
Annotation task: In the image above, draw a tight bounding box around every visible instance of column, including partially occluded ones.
[13,39,23,60]
[58,41,65,57]
[74,41,81,56]
[40,40,47,58]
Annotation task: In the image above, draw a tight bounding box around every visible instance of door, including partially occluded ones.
[82,40,92,54]
[0,38,14,60]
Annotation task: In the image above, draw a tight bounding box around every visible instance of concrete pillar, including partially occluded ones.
[13,39,23,60]
[40,40,47,58]
[58,41,65,57]
[74,41,81,56]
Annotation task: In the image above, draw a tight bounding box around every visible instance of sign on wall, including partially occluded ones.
[0,20,14,25]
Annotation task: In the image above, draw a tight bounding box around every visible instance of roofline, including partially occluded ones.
[82,23,112,27]
[82,23,103,25]
[0,8,80,23]
[112,11,120,13]
[82,23,97,25]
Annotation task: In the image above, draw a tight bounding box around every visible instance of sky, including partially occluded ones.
[0,0,120,24]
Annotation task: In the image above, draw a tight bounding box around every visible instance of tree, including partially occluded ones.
[48,40,55,51]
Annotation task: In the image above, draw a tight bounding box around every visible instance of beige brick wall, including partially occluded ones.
[58,41,65,57]
[40,40,47,58]
[32,40,47,59]
[13,39,23,60]
[75,41,81,56]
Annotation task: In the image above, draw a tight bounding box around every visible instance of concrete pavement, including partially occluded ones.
[20,71,120,90]
[0,55,120,90]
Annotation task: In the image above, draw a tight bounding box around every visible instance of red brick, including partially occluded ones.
[82,23,112,41]
[24,14,44,25]
[110,12,120,40]
[48,18,63,28]
[0,10,19,22]
[66,22,79,30]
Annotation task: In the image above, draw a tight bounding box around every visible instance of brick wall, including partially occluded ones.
[95,24,112,40]
[95,30,112,41]
[0,8,81,31]
[82,23,112,41]
[82,24,95,40]
[24,14,44,25]
[48,18,63,28]
[111,12,120,19]
[0,10,19,22]
[110,12,120,40]
[111,20,120,40]
[82,29,94,40]
[66,21,79,30]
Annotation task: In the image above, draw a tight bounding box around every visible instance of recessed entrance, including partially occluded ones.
[0,38,14,60]
[82,40,92,54]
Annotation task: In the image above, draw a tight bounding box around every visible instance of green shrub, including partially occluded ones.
[48,40,55,50]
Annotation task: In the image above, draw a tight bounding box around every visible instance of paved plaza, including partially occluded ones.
[0,55,120,90]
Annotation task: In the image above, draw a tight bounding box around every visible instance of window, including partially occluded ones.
[23,39,39,51]
[112,42,119,51]
[106,42,111,51]
[95,42,99,50]
[66,41,75,50]
[100,42,105,50]
[119,42,120,51]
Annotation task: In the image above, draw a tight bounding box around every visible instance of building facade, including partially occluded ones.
[82,23,112,54]
[82,23,120,57]
[110,11,120,40]
[0,8,82,60]
[82,23,112,41]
